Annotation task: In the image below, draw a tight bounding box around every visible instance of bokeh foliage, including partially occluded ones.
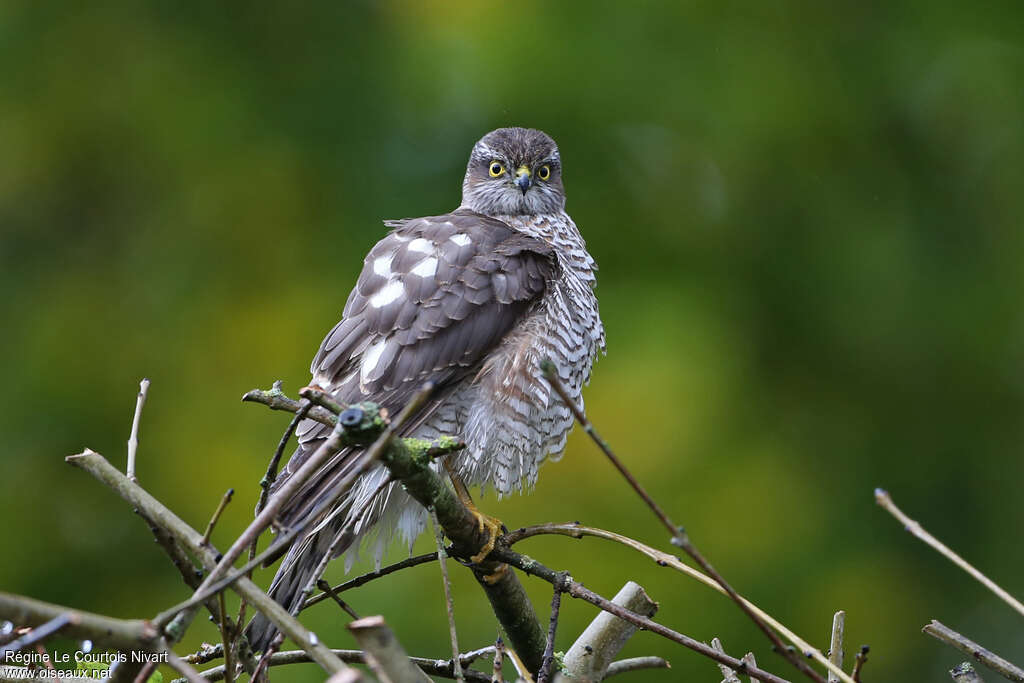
[2,1,1023,680]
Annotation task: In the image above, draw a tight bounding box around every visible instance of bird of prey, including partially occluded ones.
[247,127,605,651]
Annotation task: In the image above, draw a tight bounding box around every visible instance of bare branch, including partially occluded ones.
[126,378,150,483]
[347,616,432,683]
[315,581,360,620]
[876,489,1024,619]
[540,361,677,538]
[506,522,853,683]
[65,449,350,675]
[492,638,505,683]
[0,614,74,658]
[432,510,464,683]
[298,385,348,416]
[560,581,657,682]
[537,574,567,683]
[245,384,547,672]
[711,638,741,683]
[167,384,435,649]
[542,360,827,683]
[489,547,789,683]
[852,645,869,682]
[241,384,337,429]
[604,657,671,678]
[177,648,495,682]
[0,593,157,654]
[200,489,234,547]
[165,648,208,683]
[923,620,1024,682]
[305,553,439,609]
[827,611,845,683]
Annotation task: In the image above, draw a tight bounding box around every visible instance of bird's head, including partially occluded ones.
[461,127,565,216]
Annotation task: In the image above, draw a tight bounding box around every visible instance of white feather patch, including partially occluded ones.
[372,254,394,276]
[360,337,388,386]
[408,238,434,254]
[369,280,404,308]
[449,233,471,247]
[410,256,438,278]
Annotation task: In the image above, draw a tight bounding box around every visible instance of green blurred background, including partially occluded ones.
[3,1,1023,680]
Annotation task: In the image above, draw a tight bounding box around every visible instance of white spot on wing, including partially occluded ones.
[408,238,434,254]
[370,280,404,308]
[360,337,388,386]
[373,254,394,276]
[449,233,471,247]
[410,256,438,277]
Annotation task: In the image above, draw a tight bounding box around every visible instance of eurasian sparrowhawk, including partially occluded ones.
[248,127,605,650]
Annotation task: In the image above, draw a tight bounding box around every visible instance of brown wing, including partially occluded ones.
[273,209,556,529]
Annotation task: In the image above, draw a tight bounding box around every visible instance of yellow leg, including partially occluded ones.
[443,461,504,563]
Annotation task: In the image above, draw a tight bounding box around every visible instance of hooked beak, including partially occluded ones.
[514,166,531,195]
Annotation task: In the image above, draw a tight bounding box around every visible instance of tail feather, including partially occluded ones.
[245,517,353,653]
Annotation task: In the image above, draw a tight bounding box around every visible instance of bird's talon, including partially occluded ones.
[469,511,504,563]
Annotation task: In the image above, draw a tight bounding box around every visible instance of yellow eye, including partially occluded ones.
[489,161,506,177]
[537,164,551,180]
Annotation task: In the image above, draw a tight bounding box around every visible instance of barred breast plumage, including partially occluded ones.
[247,127,604,652]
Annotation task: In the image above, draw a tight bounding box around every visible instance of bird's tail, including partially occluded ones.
[245,515,353,653]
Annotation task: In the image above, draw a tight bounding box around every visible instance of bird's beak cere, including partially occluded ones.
[514,166,531,195]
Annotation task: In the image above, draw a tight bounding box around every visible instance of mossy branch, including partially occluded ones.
[243,384,547,674]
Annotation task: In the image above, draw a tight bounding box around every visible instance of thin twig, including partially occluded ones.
[157,460,391,630]
[35,641,59,678]
[304,553,439,610]
[712,638,742,683]
[242,393,311,622]
[432,510,464,683]
[251,633,284,683]
[827,611,845,683]
[542,359,826,683]
[503,646,534,683]
[604,657,671,678]
[540,361,677,538]
[492,638,505,683]
[505,522,853,683]
[300,475,396,606]
[153,522,306,629]
[298,385,348,417]
[851,646,868,682]
[65,449,349,675]
[923,620,1024,682]
[743,652,760,680]
[0,593,156,654]
[133,661,159,683]
[246,382,544,672]
[137,508,251,675]
[248,396,312,561]
[537,574,566,683]
[167,384,437,648]
[216,593,234,683]
[316,581,361,620]
[165,647,208,683]
[126,378,150,483]
[260,398,312,513]
[875,489,1024,618]
[488,546,789,683]
[0,614,74,658]
[241,382,337,429]
[177,649,494,683]
[201,489,234,546]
